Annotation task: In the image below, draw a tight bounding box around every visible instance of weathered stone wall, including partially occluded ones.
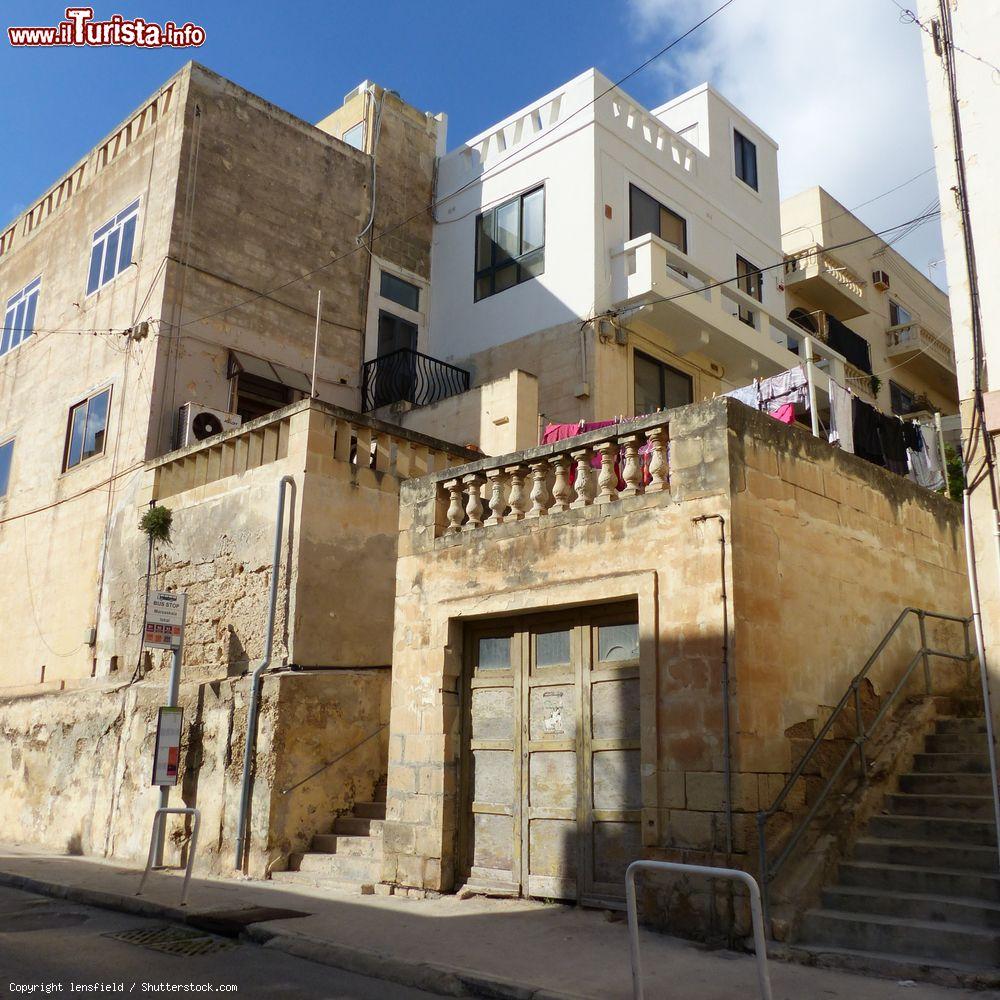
[383,397,971,930]
[0,667,389,877]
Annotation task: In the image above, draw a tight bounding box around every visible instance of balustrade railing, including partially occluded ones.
[886,322,954,369]
[439,418,670,534]
[362,348,470,412]
[784,246,866,301]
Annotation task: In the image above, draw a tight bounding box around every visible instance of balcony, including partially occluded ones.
[611,233,849,390]
[885,322,956,393]
[783,246,868,320]
[362,348,471,413]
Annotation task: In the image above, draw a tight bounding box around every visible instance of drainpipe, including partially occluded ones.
[693,513,733,855]
[963,489,1000,870]
[234,474,295,871]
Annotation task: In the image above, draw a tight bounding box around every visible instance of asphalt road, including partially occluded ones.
[0,883,439,999]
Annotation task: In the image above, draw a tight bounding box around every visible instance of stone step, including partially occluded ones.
[311,832,383,857]
[352,801,386,820]
[936,717,987,735]
[925,732,988,754]
[885,792,995,820]
[913,752,989,774]
[270,870,374,894]
[899,771,992,796]
[868,813,998,847]
[853,837,1000,873]
[821,885,1000,928]
[798,908,1000,966]
[291,852,383,882]
[332,816,384,837]
[839,860,1000,902]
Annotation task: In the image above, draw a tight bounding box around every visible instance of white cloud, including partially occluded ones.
[628,0,946,285]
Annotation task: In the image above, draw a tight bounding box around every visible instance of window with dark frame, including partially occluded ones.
[736,254,763,326]
[0,438,12,497]
[475,187,544,301]
[380,271,420,312]
[889,299,913,327]
[64,387,111,471]
[890,380,917,416]
[633,351,693,416]
[628,184,687,252]
[734,130,758,190]
[233,373,293,424]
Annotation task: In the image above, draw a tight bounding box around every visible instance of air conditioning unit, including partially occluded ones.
[176,402,241,448]
[872,269,890,291]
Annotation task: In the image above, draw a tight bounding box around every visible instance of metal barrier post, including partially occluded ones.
[625,860,772,1000]
[137,806,201,907]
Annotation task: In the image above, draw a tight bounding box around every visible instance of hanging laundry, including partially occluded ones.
[769,402,796,425]
[759,366,808,413]
[828,380,854,454]
[852,397,885,467]
[908,424,945,491]
[877,413,909,476]
[723,382,760,409]
[542,419,616,445]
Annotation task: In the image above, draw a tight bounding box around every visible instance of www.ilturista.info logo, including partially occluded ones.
[8,7,205,48]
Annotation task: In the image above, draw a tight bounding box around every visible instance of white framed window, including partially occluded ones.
[734,129,758,191]
[63,386,112,471]
[2,276,40,358]
[342,121,366,150]
[87,199,139,295]
[0,437,13,497]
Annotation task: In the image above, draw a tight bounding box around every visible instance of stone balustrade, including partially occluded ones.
[439,418,670,535]
[886,322,955,370]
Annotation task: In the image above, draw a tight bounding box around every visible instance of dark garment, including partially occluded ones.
[878,413,909,476]
[852,397,885,467]
[826,316,873,374]
[902,420,922,452]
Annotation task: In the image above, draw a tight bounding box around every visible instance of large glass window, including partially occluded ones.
[87,200,139,295]
[891,380,917,416]
[889,300,913,327]
[475,187,544,301]
[736,254,763,326]
[0,439,12,497]
[734,130,758,190]
[2,276,40,358]
[628,184,687,252]
[380,271,420,312]
[64,387,111,471]
[634,351,693,415]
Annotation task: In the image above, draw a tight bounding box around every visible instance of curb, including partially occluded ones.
[0,867,585,1000]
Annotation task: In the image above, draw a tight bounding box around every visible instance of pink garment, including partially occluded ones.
[769,403,796,425]
[541,420,616,445]
[541,419,657,489]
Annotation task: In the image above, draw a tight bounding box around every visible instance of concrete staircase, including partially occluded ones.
[794,715,1000,979]
[271,780,386,894]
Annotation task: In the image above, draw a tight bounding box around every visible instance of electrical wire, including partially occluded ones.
[173,0,739,334]
[890,0,1000,82]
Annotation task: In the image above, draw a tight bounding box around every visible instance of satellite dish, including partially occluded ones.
[192,410,224,440]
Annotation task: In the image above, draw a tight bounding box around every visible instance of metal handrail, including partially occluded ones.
[625,861,772,1000]
[755,607,975,927]
[280,724,388,796]
[137,807,201,907]
[362,348,471,412]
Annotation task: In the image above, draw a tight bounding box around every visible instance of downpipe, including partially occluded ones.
[962,488,1000,871]
[234,474,295,871]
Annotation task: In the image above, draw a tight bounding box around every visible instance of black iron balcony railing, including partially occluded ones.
[362,348,471,412]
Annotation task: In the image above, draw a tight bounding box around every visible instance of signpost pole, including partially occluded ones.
[153,644,183,867]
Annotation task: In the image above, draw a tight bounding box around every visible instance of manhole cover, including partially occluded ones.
[104,924,238,956]
[0,911,89,933]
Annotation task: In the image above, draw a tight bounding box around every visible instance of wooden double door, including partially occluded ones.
[461,604,643,906]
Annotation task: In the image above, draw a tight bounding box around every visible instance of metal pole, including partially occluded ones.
[918,611,932,694]
[804,337,820,438]
[625,860,772,1000]
[153,644,183,868]
[310,289,322,398]
[963,489,1000,871]
[234,475,295,871]
[934,411,948,489]
[853,682,867,781]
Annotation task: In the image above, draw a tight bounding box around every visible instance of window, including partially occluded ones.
[0,439,12,497]
[736,255,763,326]
[64,387,111,471]
[2,276,40,358]
[633,351,693,415]
[891,381,917,416]
[233,373,292,424]
[889,300,913,327]
[629,184,687,252]
[87,200,139,295]
[342,121,365,150]
[734,130,758,190]
[475,186,544,301]
[380,272,420,312]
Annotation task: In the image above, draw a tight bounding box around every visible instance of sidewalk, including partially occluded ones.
[0,843,987,1000]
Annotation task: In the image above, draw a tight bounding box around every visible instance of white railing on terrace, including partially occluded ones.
[784,246,866,301]
[605,96,697,176]
[886,322,955,371]
[439,415,671,535]
[466,92,565,167]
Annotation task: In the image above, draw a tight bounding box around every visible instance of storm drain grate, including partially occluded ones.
[104,924,238,956]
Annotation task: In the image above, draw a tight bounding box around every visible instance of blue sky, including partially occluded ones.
[1,1,946,286]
